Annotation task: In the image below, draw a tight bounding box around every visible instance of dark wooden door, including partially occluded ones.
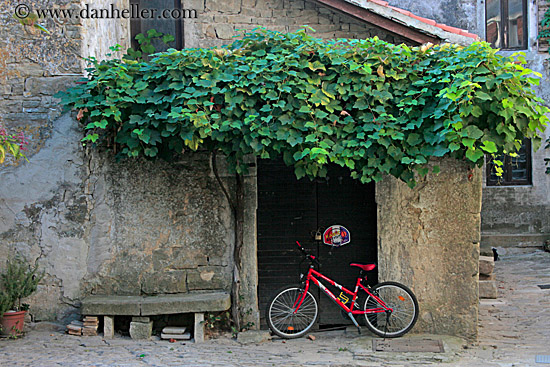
[257,159,377,327]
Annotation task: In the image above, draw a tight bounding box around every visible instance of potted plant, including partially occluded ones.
[0,257,43,337]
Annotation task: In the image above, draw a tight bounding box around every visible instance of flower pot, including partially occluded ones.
[1,311,26,337]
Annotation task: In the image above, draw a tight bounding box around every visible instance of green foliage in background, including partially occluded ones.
[0,127,28,165]
[0,257,43,314]
[540,0,550,174]
[539,1,550,44]
[58,28,548,187]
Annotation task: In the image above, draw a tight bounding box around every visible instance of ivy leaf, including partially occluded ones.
[481,140,498,153]
[308,61,326,71]
[475,91,492,101]
[464,126,484,140]
[471,106,483,117]
[406,133,422,146]
[465,148,484,162]
[299,105,312,113]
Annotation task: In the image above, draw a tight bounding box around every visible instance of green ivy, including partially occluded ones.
[540,1,550,174]
[58,28,549,187]
[539,1,550,45]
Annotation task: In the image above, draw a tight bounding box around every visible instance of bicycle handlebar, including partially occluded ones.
[296,241,321,267]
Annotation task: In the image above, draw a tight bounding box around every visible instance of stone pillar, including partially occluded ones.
[103,316,114,339]
[129,317,153,340]
[239,156,260,330]
[194,313,205,343]
[376,158,481,340]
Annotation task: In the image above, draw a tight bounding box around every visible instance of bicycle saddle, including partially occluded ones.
[349,263,376,271]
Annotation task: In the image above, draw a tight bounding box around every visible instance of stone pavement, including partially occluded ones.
[0,247,548,366]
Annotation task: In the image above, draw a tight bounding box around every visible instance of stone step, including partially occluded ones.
[162,326,187,334]
[479,280,497,299]
[161,332,191,340]
[479,256,495,276]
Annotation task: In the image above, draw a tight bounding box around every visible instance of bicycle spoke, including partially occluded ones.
[267,287,318,338]
[362,283,418,337]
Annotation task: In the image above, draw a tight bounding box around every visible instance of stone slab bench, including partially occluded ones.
[81,292,231,342]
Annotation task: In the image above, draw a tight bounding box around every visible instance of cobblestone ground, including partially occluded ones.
[0,247,548,366]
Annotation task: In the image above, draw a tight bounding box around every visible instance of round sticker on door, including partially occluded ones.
[322,225,351,247]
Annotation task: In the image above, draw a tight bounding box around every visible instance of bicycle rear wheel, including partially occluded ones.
[363,281,418,338]
[266,285,318,339]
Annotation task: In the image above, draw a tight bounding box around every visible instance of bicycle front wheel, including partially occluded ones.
[266,285,318,339]
[363,281,418,338]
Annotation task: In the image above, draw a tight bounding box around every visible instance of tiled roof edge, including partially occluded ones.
[342,0,480,45]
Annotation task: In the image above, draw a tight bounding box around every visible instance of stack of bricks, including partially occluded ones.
[82,316,99,336]
[66,320,83,336]
[66,317,99,336]
[479,255,497,299]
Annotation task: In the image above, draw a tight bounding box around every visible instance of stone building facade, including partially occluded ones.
[387,0,550,248]
[0,0,489,339]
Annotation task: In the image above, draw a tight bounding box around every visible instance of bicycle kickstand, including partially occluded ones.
[347,312,361,335]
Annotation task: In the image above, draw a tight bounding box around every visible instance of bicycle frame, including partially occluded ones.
[295,267,392,316]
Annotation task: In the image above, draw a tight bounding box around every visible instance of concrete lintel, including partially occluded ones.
[82,292,230,317]
[140,292,231,316]
[81,296,142,316]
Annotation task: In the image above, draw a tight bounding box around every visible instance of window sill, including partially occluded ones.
[484,184,533,188]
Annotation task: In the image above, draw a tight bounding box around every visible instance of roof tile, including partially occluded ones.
[389,6,411,16]
[369,0,389,6]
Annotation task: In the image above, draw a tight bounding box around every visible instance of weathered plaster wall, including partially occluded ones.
[0,113,88,321]
[376,158,482,339]
[0,113,235,321]
[182,0,411,48]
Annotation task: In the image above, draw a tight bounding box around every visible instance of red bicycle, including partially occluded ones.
[266,241,419,339]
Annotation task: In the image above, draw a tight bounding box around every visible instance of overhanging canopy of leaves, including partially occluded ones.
[59,28,549,187]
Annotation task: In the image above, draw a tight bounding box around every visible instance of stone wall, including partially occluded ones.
[80,0,131,64]
[0,112,235,322]
[0,0,83,158]
[0,0,486,335]
[183,0,411,48]
[81,153,235,298]
[0,0,234,322]
[376,158,482,339]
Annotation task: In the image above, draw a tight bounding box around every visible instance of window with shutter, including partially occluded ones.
[487,139,532,186]
[486,0,528,49]
[130,0,184,51]
[539,1,550,52]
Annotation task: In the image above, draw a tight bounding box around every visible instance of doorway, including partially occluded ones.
[257,159,377,327]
